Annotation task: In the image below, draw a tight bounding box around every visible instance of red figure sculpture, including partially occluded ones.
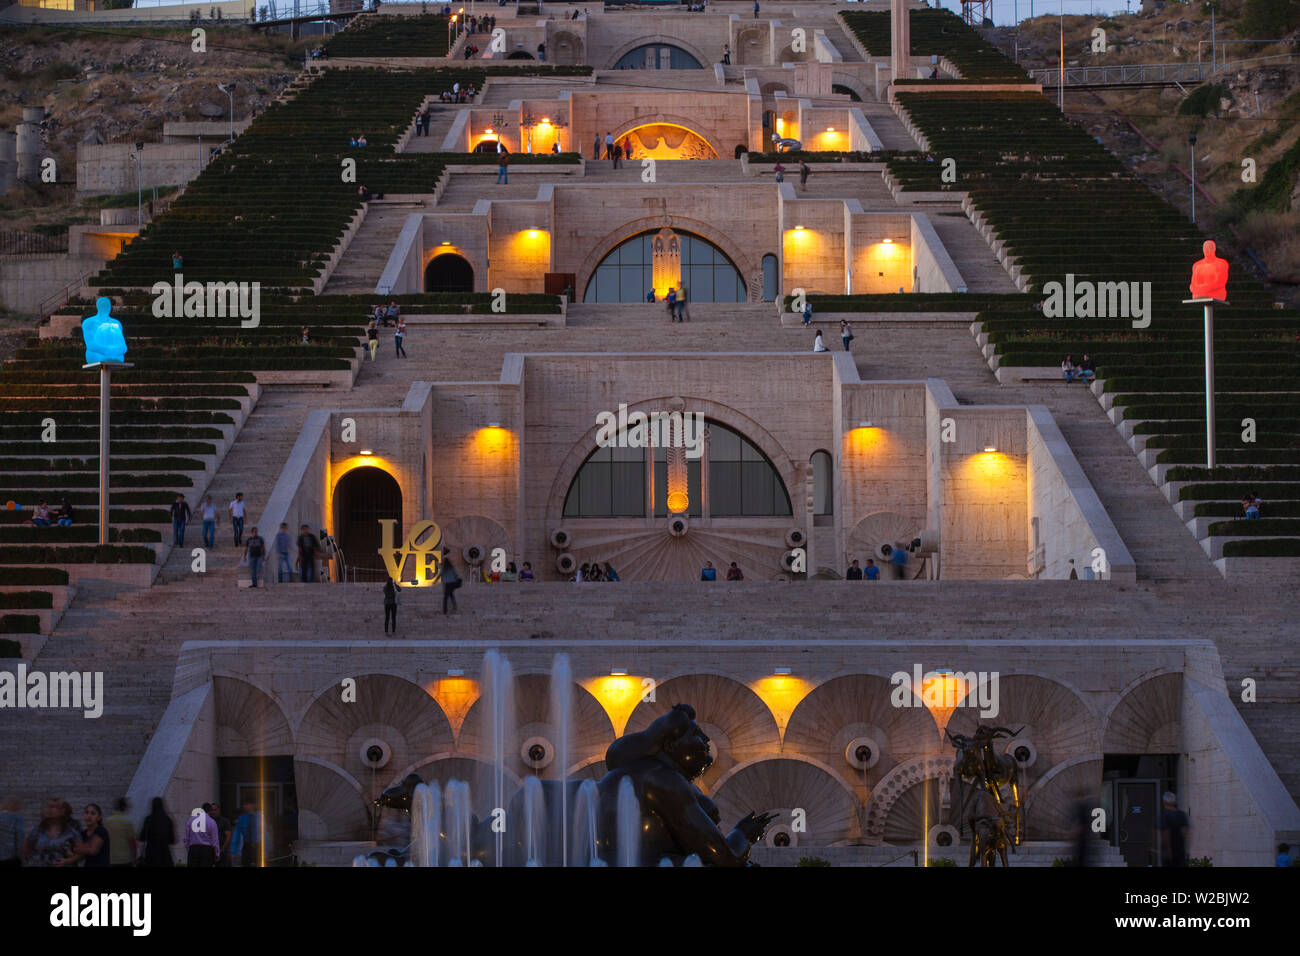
[1190,239,1229,301]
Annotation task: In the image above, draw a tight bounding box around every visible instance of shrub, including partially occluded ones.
[1222,538,1300,557]
[796,856,832,867]
[0,568,69,585]
[926,857,958,867]
[0,545,156,564]
[1178,83,1230,117]
[0,638,20,658]
[0,614,40,634]
[0,592,54,609]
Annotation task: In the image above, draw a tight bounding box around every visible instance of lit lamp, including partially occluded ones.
[610,668,627,676]
[881,238,894,244]
[487,422,501,429]
[982,445,997,453]
[859,420,874,429]
[665,414,689,513]
[360,448,374,456]
[773,666,792,675]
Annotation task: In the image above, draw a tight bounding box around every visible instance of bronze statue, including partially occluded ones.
[596,703,776,866]
[946,725,1024,866]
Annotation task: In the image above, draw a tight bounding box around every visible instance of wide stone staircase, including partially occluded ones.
[322,196,439,295]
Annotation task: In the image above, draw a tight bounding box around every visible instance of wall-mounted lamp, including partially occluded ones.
[858,420,874,429]
[447,668,465,677]
[610,668,627,676]
[793,224,805,231]
[487,422,502,429]
[359,448,374,456]
[881,238,894,244]
[773,666,792,675]
[983,445,997,453]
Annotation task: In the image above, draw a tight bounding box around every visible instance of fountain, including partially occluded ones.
[367,652,775,866]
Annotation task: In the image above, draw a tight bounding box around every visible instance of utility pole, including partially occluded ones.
[1189,134,1197,223]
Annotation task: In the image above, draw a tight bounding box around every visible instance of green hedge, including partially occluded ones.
[1207,519,1300,536]
[0,638,20,657]
[1222,538,1300,557]
[0,614,39,634]
[0,545,156,564]
[0,591,53,609]
[0,567,69,585]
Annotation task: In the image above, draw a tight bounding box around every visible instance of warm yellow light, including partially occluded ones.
[526,229,541,237]
[665,490,689,513]
[882,238,894,244]
[471,425,513,458]
[983,445,997,453]
[749,675,814,738]
[540,117,551,125]
[825,126,835,132]
[451,14,457,21]
[793,225,805,231]
[440,240,452,246]
[483,128,494,135]
[583,675,644,735]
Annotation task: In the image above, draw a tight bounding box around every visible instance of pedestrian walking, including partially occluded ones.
[103,798,137,868]
[675,285,689,321]
[441,549,463,614]
[184,805,220,867]
[384,577,400,633]
[496,148,509,184]
[243,526,266,588]
[395,317,407,357]
[199,494,217,549]
[840,318,854,351]
[754,0,760,16]
[367,319,379,360]
[666,287,678,322]
[229,491,245,546]
[274,521,293,582]
[799,160,810,192]
[230,799,267,868]
[722,43,731,64]
[297,524,320,583]
[138,797,175,867]
[170,494,191,547]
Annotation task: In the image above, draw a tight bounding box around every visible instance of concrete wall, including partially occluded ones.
[909,212,964,294]
[2,0,251,23]
[1026,406,1136,583]
[0,253,105,317]
[77,142,205,196]
[253,409,332,576]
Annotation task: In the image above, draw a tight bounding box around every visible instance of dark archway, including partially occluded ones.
[832,84,862,102]
[472,139,500,153]
[424,253,474,292]
[333,466,402,581]
[506,51,535,60]
[612,43,703,70]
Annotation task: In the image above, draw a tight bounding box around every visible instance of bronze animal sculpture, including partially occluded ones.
[946,724,1025,865]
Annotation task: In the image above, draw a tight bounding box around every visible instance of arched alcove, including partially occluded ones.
[333,466,402,580]
[424,253,474,292]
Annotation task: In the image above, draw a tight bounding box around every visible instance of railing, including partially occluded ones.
[1031,61,1210,87]
[0,229,68,256]
[36,265,99,322]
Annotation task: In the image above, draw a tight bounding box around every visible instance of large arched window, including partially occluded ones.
[563,419,791,518]
[612,44,703,69]
[584,229,747,303]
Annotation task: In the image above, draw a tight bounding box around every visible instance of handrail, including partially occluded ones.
[37,265,99,323]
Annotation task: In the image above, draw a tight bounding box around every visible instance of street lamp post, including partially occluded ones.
[1188,134,1197,223]
[1058,0,1064,112]
[133,142,143,229]
[219,83,235,142]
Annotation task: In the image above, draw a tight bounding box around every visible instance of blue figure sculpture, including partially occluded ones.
[81,296,127,365]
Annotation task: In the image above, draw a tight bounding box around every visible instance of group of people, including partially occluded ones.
[699,560,745,581]
[170,491,247,550]
[575,561,619,582]
[811,321,855,352]
[664,287,690,322]
[0,795,268,868]
[1242,493,1263,519]
[25,498,74,528]
[454,11,496,34]
[348,133,369,147]
[1061,353,1097,384]
[846,544,912,579]
[845,558,883,580]
[594,131,636,164]
[367,315,408,359]
[771,159,812,191]
[438,84,477,103]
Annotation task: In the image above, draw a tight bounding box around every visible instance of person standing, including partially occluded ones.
[229,491,246,546]
[184,804,220,867]
[753,0,759,17]
[395,317,407,357]
[104,797,137,868]
[890,542,909,579]
[210,802,233,867]
[593,132,601,160]
[666,287,678,322]
[441,549,463,614]
[22,799,80,867]
[72,803,111,868]
[722,43,731,64]
[1160,791,1190,867]
[0,798,24,867]
[367,319,379,360]
[274,522,293,583]
[170,494,191,548]
[199,494,218,549]
[230,799,266,868]
[496,148,509,184]
[675,285,688,322]
[773,161,785,183]
[864,558,881,580]
[383,577,400,634]
[846,560,863,580]
[138,797,175,867]
[244,525,266,588]
[840,318,854,351]
[612,141,623,169]
[297,524,320,583]
[799,159,810,192]
[604,131,614,160]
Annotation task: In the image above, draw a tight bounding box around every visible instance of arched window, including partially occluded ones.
[562,419,790,518]
[761,254,778,302]
[612,44,703,69]
[811,450,832,517]
[584,229,746,303]
[563,443,645,518]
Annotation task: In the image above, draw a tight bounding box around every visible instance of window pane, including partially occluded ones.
[709,424,742,461]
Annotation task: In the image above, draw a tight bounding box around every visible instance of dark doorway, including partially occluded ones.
[472,139,500,153]
[424,253,474,292]
[218,756,297,866]
[832,84,862,102]
[333,466,402,581]
[506,51,535,59]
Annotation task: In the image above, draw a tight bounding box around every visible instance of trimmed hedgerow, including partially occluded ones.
[1207,519,1300,537]
[1222,538,1300,557]
[0,592,53,609]
[0,615,39,634]
[0,567,69,585]
[0,545,156,564]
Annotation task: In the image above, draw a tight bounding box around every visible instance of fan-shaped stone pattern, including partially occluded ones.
[213,676,294,756]
[458,675,614,780]
[409,755,514,818]
[625,675,781,792]
[441,514,512,569]
[561,524,791,581]
[1025,756,1104,840]
[712,757,861,847]
[864,754,953,842]
[1103,673,1182,754]
[296,675,454,788]
[294,758,370,842]
[784,674,940,794]
[848,511,927,579]
[879,772,950,847]
[945,674,1101,784]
